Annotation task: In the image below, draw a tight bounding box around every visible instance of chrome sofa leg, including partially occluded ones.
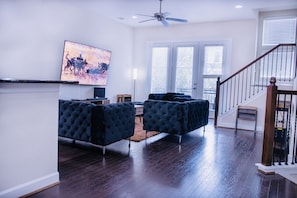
[102,146,106,155]
[128,138,131,155]
[178,135,182,144]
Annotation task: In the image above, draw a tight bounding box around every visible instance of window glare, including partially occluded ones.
[151,47,168,93]
[203,46,223,75]
[175,47,194,95]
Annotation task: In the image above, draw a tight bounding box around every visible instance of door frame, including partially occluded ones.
[148,40,230,100]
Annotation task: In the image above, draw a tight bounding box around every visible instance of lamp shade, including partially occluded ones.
[133,68,138,80]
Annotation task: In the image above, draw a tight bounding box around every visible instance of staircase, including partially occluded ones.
[214,43,296,128]
[255,78,297,183]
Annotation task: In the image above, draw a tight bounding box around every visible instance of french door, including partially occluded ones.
[173,45,198,97]
[150,42,226,112]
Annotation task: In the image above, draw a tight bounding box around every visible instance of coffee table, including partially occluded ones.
[135,104,144,121]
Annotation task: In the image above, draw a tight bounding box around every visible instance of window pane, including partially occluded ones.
[263,17,297,45]
[151,47,168,92]
[203,46,223,75]
[175,47,194,95]
[203,78,217,110]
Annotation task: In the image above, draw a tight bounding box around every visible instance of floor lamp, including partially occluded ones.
[133,68,138,101]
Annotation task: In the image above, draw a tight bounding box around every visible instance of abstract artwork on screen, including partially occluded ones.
[60,41,112,85]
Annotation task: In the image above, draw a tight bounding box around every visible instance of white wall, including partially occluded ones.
[0,83,60,197]
[133,19,257,101]
[0,0,134,196]
[0,0,135,103]
[0,0,258,103]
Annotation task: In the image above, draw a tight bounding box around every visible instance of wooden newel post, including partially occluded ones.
[214,77,220,127]
[261,77,277,166]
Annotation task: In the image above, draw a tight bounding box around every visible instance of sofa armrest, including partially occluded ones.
[187,99,209,131]
[58,100,95,142]
[91,102,135,146]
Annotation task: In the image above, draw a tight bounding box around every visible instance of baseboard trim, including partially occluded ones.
[0,172,59,198]
[276,168,297,184]
[255,163,276,174]
[217,122,263,133]
[256,163,297,184]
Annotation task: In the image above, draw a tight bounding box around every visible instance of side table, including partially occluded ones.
[235,105,257,132]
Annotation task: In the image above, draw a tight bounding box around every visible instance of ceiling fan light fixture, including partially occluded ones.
[136,0,188,26]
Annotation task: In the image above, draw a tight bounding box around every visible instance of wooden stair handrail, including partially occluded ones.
[220,43,295,85]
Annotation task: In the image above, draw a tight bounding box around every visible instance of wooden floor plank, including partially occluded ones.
[28,121,297,198]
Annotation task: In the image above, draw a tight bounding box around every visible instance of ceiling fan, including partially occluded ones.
[137,0,188,26]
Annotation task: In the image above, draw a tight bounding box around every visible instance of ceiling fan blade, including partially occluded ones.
[136,0,188,26]
[165,17,188,23]
[161,19,169,26]
[136,14,155,18]
[139,18,156,23]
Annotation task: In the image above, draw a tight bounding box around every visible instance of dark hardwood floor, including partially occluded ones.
[29,120,297,198]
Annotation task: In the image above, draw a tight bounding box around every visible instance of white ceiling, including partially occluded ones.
[97,0,297,27]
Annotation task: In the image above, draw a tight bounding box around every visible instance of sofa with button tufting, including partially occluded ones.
[143,93,209,143]
[58,99,135,154]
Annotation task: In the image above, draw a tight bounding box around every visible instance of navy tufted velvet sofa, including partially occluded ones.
[58,100,135,154]
[143,93,209,143]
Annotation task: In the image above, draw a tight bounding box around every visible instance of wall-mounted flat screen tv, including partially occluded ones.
[60,40,112,86]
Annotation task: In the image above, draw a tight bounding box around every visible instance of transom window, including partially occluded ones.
[262,17,297,46]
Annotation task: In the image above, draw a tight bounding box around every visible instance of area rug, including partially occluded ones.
[130,117,159,142]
